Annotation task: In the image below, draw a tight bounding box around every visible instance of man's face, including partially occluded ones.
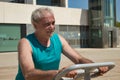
[35,12,55,38]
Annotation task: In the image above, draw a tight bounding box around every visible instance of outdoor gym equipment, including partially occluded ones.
[54,62,115,80]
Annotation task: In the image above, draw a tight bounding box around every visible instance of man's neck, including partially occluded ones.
[34,33,50,47]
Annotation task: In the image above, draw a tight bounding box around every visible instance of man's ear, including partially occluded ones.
[32,22,37,29]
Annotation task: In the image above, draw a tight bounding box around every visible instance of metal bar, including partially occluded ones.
[84,69,90,80]
[54,62,115,80]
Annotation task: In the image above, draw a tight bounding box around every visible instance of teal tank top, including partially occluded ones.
[15,33,62,80]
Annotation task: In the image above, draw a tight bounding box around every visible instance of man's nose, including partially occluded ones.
[49,24,55,29]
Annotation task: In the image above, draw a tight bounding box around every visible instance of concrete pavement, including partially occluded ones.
[0,48,120,80]
[60,48,120,80]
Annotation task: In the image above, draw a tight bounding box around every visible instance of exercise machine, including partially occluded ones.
[54,62,115,80]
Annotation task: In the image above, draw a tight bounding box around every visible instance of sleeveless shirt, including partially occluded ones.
[15,33,62,80]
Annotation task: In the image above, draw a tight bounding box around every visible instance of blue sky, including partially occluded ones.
[68,0,120,22]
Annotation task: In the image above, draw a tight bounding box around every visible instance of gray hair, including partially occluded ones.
[31,7,54,23]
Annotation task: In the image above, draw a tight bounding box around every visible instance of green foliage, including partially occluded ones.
[116,21,120,28]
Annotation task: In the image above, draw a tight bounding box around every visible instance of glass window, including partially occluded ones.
[68,25,80,31]
[36,0,61,6]
[104,19,114,27]
[37,0,51,6]
[90,29,102,47]
[103,0,115,27]
[0,24,21,52]
[51,0,60,6]
[104,0,114,18]
[59,25,67,31]
[58,25,88,48]
[90,0,102,27]
[90,0,101,18]
[0,0,25,3]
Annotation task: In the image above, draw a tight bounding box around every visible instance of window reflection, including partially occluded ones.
[104,0,114,27]
[36,0,61,6]
[0,0,24,3]
[59,25,89,48]
[0,24,20,52]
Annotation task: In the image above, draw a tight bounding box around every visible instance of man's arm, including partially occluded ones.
[18,38,58,80]
[59,35,93,64]
[59,35,108,76]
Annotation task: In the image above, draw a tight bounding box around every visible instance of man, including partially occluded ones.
[15,7,108,80]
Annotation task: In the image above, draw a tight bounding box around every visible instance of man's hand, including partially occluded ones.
[65,70,77,78]
[58,67,77,78]
[98,66,109,75]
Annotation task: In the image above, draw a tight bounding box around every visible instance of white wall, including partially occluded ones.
[0,2,88,25]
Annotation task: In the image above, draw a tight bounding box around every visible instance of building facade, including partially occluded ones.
[0,0,117,52]
[88,0,117,48]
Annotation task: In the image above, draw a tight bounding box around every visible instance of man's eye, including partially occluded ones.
[52,21,55,25]
[45,23,50,26]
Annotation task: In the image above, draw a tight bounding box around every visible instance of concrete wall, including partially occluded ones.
[117,28,120,47]
[0,2,88,25]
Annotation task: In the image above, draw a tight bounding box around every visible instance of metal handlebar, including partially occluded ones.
[54,62,115,80]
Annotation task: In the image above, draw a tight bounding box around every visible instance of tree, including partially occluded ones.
[116,21,120,28]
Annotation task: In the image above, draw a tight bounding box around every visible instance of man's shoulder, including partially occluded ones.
[19,38,29,45]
